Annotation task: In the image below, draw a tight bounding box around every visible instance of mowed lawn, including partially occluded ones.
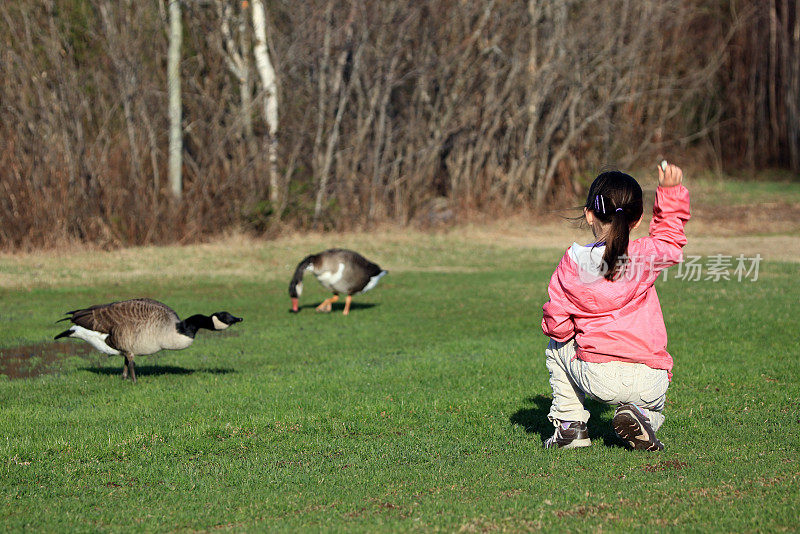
[0,235,798,532]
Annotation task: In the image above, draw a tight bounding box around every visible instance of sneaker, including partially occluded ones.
[543,421,591,449]
[612,403,664,451]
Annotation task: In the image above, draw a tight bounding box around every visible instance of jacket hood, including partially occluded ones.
[556,243,642,314]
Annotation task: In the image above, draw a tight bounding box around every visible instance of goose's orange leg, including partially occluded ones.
[343,295,352,315]
[316,294,339,312]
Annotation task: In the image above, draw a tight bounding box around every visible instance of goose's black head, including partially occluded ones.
[210,312,243,330]
[179,312,241,338]
[289,281,303,313]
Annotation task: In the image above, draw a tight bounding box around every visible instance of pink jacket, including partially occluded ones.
[542,184,690,376]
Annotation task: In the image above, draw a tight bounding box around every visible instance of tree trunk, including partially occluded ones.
[216,0,255,148]
[251,0,280,207]
[789,0,800,170]
[167,0,183,199]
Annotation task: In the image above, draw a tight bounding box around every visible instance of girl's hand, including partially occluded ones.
[658,161,683,188]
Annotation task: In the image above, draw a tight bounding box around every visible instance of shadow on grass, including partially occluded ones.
[509,395,623,448]
[79,365,235,377]
[289,302,379,314]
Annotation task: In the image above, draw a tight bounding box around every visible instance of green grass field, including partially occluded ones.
[1,234,798,532]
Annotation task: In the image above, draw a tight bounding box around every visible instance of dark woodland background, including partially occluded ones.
[1,0,798,249]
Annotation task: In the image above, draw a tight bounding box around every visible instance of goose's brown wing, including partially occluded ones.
[66,303,116,334]
[326,249,383,293]
[65,298,179,336]
[343,250,382,278]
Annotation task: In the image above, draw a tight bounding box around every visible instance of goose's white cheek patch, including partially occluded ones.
[211,316,229,330]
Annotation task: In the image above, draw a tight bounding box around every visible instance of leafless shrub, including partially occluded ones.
[0,0,794,250]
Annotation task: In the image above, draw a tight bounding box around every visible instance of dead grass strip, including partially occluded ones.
[1,224,798,290]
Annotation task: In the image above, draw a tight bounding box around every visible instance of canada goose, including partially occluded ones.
[54,298,242,383]
[289,249,387,315]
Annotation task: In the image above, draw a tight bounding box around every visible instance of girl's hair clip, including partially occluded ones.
[594,194,606,214]
[615,207,623,212]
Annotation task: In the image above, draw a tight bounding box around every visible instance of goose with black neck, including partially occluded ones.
[54,298,242,383]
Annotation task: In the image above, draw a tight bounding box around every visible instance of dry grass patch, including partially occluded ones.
[2,207,798,290]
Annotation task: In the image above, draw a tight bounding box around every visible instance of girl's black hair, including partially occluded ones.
[585,171,643,281]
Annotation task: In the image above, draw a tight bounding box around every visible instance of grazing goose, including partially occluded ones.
[54,298,242,383]
[289,249,387,315]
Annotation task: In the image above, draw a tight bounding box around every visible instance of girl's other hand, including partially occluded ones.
[658,162,683,188]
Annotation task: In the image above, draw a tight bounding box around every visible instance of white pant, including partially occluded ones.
[545,338,669,431]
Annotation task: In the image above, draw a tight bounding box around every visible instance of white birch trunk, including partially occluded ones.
[251,0,279,206]
[167,0,182,199]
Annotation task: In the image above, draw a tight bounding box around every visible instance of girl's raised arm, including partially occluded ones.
[648,162,690,266]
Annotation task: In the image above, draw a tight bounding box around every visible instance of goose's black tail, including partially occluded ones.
[54,329,73,340]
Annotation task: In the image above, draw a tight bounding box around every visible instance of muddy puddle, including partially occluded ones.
[0,341,97,380]
[0,341,236,380]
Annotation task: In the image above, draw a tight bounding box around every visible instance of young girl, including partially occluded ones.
[541,162,690,451]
